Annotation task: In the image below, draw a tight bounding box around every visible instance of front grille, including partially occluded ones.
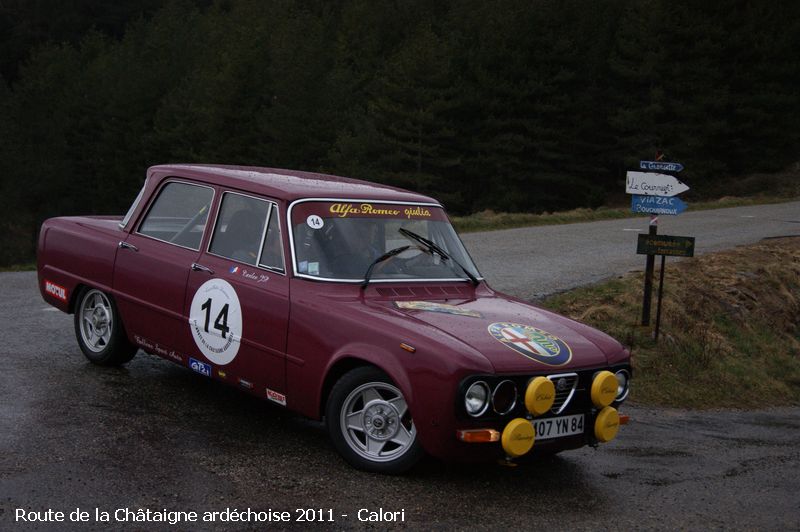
[547,373,578,415]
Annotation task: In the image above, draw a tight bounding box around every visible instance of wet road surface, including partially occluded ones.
[1,271,799,530]
[462,200,800,300]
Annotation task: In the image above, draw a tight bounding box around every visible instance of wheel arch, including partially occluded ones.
[67,283,89,314]
[319,357,381,419]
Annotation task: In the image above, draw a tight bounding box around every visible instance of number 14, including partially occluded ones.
[200,298,230,338]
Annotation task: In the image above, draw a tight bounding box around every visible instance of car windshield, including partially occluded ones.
[290,201,481,282]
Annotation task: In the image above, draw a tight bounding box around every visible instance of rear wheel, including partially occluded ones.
[326,366,423,473]
[74,287,137,366]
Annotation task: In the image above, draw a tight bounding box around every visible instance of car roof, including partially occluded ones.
[147,164,440,205]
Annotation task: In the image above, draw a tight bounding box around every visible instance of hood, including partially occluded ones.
[377,294,622,373]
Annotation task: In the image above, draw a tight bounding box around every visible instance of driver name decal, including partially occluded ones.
[488,322,572,366]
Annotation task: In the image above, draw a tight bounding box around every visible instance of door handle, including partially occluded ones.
[191,263,214,275]
[118,241,138,252]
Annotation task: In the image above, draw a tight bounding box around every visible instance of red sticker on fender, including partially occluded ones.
[44,280,67,302]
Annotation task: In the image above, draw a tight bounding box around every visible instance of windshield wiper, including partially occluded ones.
[398,228,479,286]
[361,245,410,288]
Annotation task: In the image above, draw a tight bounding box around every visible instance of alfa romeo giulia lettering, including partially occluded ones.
[37,164,631,473]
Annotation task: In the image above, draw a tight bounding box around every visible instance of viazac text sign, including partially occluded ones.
[630,194,687,216]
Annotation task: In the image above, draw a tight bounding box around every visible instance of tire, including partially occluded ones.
[74,287,137,366]
[326,366,423,474]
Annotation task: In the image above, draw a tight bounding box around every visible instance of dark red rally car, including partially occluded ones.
[38,164,630,473]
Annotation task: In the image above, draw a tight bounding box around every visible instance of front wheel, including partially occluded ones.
[74,287,137,366]
[326,366,423,473]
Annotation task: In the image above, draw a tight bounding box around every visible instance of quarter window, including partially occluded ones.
[138,182,213,250]
[259,207,284,272]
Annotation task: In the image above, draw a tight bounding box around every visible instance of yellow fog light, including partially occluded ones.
[501,418,535,457]
[594,406,620,443]
[591,371,618,408]
[525,376,555,416]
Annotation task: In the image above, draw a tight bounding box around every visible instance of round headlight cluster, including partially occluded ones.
[465,380,518,417]
[465,381,490,417]
[491,380,518,415]
[614,370,630,402]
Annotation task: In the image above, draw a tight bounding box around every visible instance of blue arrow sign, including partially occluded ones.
[639,160,684,172]
[631,194,688,216]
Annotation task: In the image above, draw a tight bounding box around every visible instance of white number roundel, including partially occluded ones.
[189,278,243,365]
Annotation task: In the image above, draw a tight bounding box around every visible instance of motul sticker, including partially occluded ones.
[44,280,67,302]
[266,388,287,406]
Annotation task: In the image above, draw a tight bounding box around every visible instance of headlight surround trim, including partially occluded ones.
[465,380,491,417]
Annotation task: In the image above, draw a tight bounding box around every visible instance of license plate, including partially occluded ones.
[531,414,584,440]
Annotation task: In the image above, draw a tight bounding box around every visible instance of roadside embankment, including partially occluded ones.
[542,237,800,408]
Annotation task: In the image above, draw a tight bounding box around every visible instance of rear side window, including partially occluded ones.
[119,178,148,230]
[138,182,214,250]
[209,193,270,266]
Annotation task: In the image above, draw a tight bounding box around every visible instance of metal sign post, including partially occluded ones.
[626,159,691,328]
[636,233,695,340]
[654,255,666,340]
[641,216,658,326]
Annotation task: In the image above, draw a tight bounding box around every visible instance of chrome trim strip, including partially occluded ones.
[491,379,518,415]
[119,177,149,230]
[466,381,491,417]
[614,369,631,402]
[255,202,272,267]
[546,372,579,415]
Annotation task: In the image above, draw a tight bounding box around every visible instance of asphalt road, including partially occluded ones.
[2,201,800,530]
[462,200,800,299]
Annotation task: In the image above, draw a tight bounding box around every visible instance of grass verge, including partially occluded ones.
[451,195,797,233]
[541,237,800,408]
[0,262,36,272]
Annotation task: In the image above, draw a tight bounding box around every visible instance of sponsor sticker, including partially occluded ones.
[44,280,67,302]
[188,279,243,365]
[292,202,446,226]
[189,357,212,377]
[229,266,239,274]
[488,322,572,366]
[238,378,254,390]
[395,301,482,318]
[266,388,287,406]
[328,203,433,219]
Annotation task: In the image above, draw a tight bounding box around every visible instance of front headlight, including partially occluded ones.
[465,381,490,417]
[615,370,630,402]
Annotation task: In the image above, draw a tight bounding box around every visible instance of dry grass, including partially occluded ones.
[542,237,800,408]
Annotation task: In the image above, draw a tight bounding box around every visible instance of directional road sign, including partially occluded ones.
[636,234,695,257]
[626,171,690,197]
[639,160,684,172]
[631,194,688,216]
